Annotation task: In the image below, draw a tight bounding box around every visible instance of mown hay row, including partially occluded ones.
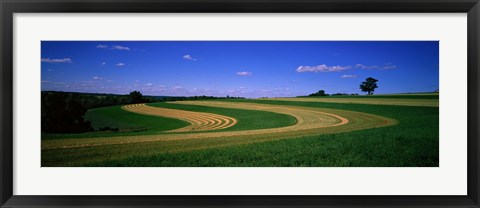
[121,104,237,132]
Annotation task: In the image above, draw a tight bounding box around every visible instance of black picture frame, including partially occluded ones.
[1,0,479,207]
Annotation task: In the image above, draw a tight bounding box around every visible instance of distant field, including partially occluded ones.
[267,95,438,107]
[42,94,438,167]
[370,93,438,97]
[298,93,438,99]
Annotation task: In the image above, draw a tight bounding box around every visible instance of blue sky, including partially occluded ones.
[41,41,439,98]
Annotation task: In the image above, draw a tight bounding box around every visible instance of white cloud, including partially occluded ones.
[156,85,168,92]
[101,62,107,66]
[41,58,72,63]
[115,63,125,67]
[96,44,108,49]
[356,63,397,70]
[183,54,197,61]
[173,86,184,90]
[145,83,153,86]
[355,64,379,69]
[225,86,249,95]
[97,44,131,51]
[296,64,351,73]
[41,80,66,85]
[93,76,103,80]
[341,74,357,78]
[274,87,290,92]
[112,45,131,51]
[383,65,397,70]
[236,71,252,76]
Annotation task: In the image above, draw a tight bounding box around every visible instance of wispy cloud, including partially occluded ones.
[355,64,379,69]
[115,63,125,67]
[356,63,397,70]
[97,44,131,51]
[296,64,351,73]
[111,45,131,51]
[145,83,153,86]
[183,54,197,61]
[173,86,184,90]
[96,44,109,49]
[41,80,66,85]
[93,76,103,80]
[41,58,72,63]
[341,74,357,78]
[236,71,252,76]
[101,62,107,66]
[383,64,397,70]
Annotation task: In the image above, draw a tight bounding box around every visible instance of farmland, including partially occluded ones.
[266,97,438,107]
[41,94,438,167]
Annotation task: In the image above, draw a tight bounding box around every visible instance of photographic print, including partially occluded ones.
[41,41,439,167]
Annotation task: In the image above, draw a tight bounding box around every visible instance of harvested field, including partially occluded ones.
[262,97,439,107]
[42,101,396,151]
[171,101,349,129]
[122,104,237,132]
[39,97,443,167]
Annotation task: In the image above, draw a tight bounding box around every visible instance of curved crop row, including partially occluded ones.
[122,104,237,132]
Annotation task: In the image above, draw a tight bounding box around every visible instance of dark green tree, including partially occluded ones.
[309,90,329,97]
[41,93,92,133]
[360,77,379,95]
[128,91,144,104]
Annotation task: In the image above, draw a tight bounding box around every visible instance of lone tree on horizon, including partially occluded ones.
[360,77,378,95]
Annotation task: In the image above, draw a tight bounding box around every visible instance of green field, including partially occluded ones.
[41,94,439,167]
[267,96,439,107]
